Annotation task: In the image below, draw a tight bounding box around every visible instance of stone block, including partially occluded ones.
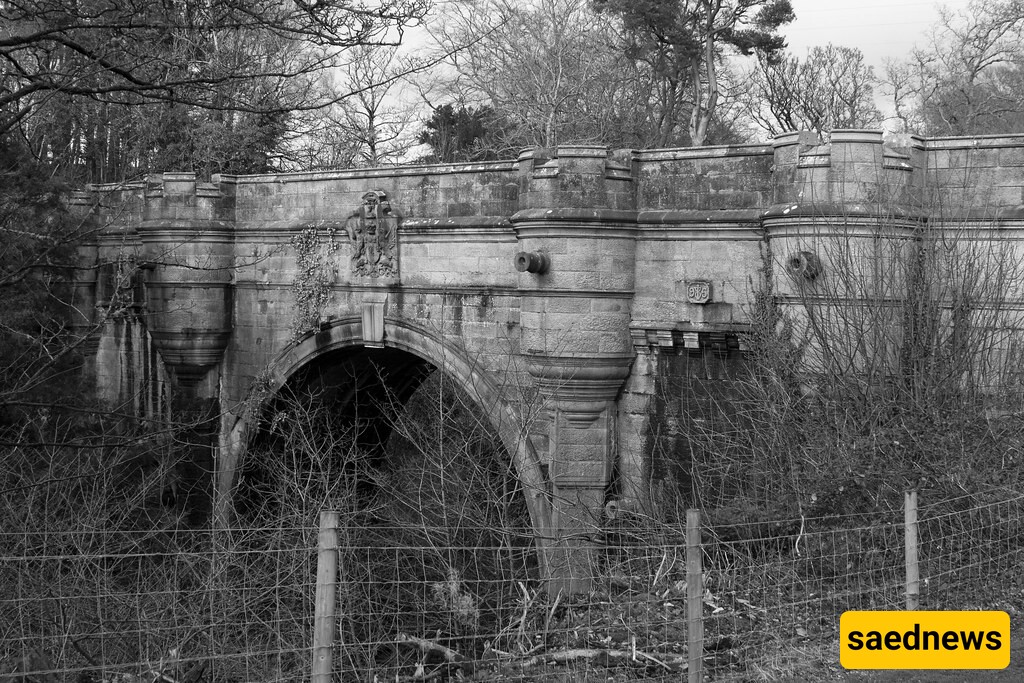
[550,456,608,483]
[590,298,628,313]
[970,148,1002,168]
[582,313,628,332]
[447,202,476,217]
[631,298,676,322]
[573,272,601,289]
[998,147,1024,167]
[519,311,544,331]
[696,302,734,324]
[596,332,630,354]
[597,272,633,291]
[618,391,652,417]
[622,366,655,395]
[543,297,588,314]
[831,143,883,167]
[556,424,609,447]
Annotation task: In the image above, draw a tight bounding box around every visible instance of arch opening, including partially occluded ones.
[238,345,539,530]
[230,330,549,678]
[222,318,552,536]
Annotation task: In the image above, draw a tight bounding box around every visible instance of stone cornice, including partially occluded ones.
[762,217,922,239]
[512,208,637,224]
[761,202,923,221]
[401,216,515,242]
[638,209,762,224]
[230,281,632,299]
[525,354,634,419]
[139,220,236,233]
[637,210,763,240]
[923,134,1024,150]
[635,144,773,160]
[216,160,518,185]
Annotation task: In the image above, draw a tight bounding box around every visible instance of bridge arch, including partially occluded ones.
[219,316,553,547]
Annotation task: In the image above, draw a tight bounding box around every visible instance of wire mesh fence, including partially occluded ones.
[917,490,1024,612]
[3,488,1022,682]
[2,525,320,682]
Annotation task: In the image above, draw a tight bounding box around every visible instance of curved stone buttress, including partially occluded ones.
[513,146,638,592]
[763,130,923,380]
[132,173,235,524]
[140,173,234,392]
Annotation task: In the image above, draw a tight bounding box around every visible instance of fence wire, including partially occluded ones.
[3,489,1022,682]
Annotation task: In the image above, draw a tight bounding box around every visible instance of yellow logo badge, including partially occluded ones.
[840,611,1010,670]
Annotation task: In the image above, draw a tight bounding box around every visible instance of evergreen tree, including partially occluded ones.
[418,105,507,162]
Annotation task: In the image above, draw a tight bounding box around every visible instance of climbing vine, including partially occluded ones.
[290,225,339,337]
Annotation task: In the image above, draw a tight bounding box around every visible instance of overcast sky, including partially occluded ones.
[784,0,972,69]
[781,0,977,125]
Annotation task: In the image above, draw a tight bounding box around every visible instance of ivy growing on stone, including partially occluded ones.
[290,226,338,338]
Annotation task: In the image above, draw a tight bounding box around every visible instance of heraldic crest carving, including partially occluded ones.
[346,190,399,277]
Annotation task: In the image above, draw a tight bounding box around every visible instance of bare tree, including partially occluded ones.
[0,0,435,420]
[332,45,422,166]
[594,0,794,146]
[280,106,367,171]
[671,208,1024,527]
[429,0,631,148]
[2,0,430,180]
[741,44,882,138]
[885,0,1024,135]
[425,0,763,150]
[0,0,429,128]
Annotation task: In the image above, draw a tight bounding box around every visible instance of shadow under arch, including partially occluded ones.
[218,316,553,551]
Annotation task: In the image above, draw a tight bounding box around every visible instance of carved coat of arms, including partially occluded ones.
[346,190,399,278]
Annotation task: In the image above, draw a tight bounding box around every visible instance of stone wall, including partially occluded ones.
[220,161,523,413]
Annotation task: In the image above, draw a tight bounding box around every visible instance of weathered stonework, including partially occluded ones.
[76,130,1024,592]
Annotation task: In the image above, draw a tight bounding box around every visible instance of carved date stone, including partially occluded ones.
[345,190,399,278]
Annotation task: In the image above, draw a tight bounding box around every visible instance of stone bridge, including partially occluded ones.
[73,130,1024,589]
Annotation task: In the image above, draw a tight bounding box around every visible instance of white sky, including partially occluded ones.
[783,0,972,70]
[780,0,979,126]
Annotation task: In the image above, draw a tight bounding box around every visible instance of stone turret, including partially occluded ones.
[769,129,921,210]
[764,130,926,289]
[140,173,234,393]
[513,145,638,591]
[763,130,926,378]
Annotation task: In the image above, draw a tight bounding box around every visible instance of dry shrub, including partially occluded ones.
[631,199,1024,677]
[3,362,543,682]
[0,417,210,681]
[234,367,538,680]
[667,209,1024,525]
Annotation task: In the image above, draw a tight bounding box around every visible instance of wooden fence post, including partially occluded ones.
[312,510,340,683]
[905,490,919,610]
[686,508,704,683]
